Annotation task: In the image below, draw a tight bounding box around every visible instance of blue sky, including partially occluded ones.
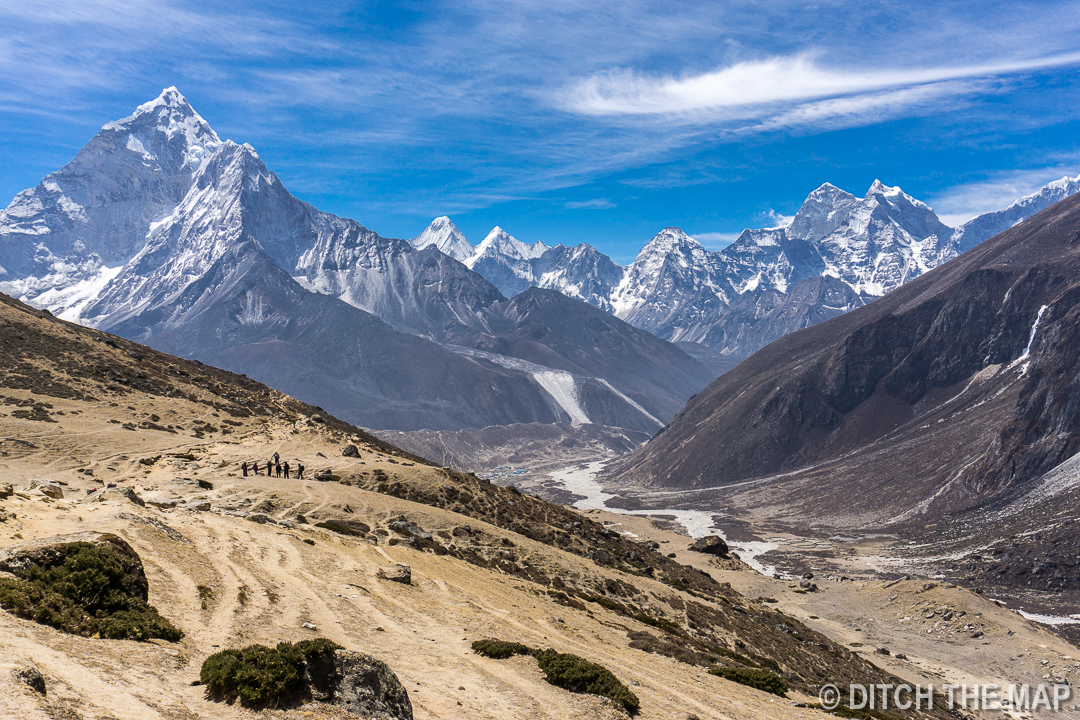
[2,1,1080,263]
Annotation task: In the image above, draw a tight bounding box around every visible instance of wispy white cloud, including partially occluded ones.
[565,198,616,209]
[564,51,1080,118]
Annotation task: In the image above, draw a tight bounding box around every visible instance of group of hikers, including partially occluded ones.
[240,451,304,480]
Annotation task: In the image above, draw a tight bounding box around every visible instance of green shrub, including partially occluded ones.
[631,613,683,636]
[579,593,630,615]
[708,667,787,697]
[534,649,640,714]
[0,542,183,641]
[472,639,639,714]
[201,638,341,706]
[749,654,781,672]
[471,639,535,659]
[712,647,755,666]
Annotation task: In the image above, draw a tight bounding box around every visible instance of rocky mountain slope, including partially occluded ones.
[0,290,969,720]
[607,191,1080,532]
[425,175,1080,358]
[0,89,713,433]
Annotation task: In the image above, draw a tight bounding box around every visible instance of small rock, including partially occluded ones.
[314,470,340,482]
[184,501,211,511]
[247,513,273,525]
[971,630,984,639]
[377,564,411,584]
[147,499,178,509]
[119,487,145,507]
[0,484,13,499]
[894,653,908,660]
[875,647,890,655]
[302,621,318,630]
[688,535,728,556]
[15,665,46,695]
[342,444,360,458]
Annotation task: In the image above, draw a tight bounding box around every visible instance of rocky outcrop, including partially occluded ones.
[305,649,413,720]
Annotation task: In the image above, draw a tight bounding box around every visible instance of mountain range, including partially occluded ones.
[607,189,1080,565]
[412,177,1080,358]
[0,88,713,432]
[2,86,1077,436]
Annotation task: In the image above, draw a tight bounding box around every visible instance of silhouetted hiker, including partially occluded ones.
[296,462,305,480]
[273,451,280,464]
[283,461,290,479]
[241,461,248,477]
[276,462,282,478]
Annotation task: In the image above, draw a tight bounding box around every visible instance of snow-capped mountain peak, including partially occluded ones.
[470,226,549,262]
[101,87,221,173]
[411,216,474,262]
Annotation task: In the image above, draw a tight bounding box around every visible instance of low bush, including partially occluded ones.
[712,647,755,666]
[534,649,640,714]
[0,542,183,641]
[471,639,534,659]
[631,613,684,636]
[708,667,787,697]
[748,654,781,672]
[471,639,639,713]
[201,638,341,706]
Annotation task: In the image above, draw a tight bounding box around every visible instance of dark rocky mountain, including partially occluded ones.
[443,288,715,431]
[608,191,1080,529]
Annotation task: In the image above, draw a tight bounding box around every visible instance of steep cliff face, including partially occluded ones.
[607,192,1080,522]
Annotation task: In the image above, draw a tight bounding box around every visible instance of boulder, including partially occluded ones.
[0,483,13,499]
[688,535,729,556]
[388,520,431,541]
[305,648,412,720]
[246,513,274,525]
[377,564,411,584]
[314,470,340,482]
[342,444,360,458]
[183,501,211,511]
[0,532,149,600]
[27,479,63,499]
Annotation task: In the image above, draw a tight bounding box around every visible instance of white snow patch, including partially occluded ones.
[2,264,123,323]
[1009,304,1049,374]
[531,369,591,424]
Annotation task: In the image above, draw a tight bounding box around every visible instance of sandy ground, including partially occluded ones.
[0,386,838,720]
